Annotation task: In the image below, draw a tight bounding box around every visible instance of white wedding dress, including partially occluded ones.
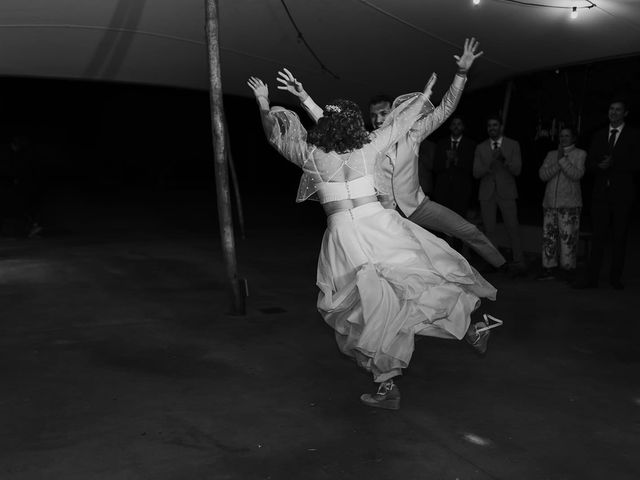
[264,93,497,382]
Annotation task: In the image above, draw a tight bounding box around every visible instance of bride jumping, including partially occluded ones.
[247,38,497,410]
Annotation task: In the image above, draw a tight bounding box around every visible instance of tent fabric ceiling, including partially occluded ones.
[0,0,639,105]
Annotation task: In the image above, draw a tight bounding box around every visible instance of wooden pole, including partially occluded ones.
[577,65,590,135]
[225,125,246,239]
[501,80,514,133]
[205,0,244,315]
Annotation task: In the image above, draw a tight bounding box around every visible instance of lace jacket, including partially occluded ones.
[264,93,433,202]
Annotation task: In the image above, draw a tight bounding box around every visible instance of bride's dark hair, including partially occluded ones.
[307,99,371,154]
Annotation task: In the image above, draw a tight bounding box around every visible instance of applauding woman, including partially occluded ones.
[538,127,586,281]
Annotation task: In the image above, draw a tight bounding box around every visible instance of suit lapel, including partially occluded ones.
[501,137,510,157]
[613,127,627,151]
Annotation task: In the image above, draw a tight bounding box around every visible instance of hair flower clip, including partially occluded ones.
[325,104,342,114]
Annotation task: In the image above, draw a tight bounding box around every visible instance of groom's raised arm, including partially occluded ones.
[410,73,466,143]
[410,37,482,143]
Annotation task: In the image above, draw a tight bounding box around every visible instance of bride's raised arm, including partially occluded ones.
[276,68,324,124]
[247,76,309,168]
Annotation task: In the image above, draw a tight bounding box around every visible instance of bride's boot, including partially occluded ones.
[360,379,400,410]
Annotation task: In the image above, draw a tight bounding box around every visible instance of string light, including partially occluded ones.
[279,0,339,79]
[471,1,596,19]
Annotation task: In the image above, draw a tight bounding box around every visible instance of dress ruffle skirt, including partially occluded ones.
[317,202,497,382]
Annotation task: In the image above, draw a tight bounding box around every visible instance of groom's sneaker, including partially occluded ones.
[465,321,490,355]
[360,381,400,410]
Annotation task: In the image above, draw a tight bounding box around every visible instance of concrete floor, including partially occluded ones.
[1,190,639,479]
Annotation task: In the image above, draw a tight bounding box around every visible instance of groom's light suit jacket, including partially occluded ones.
[301,74,467,217]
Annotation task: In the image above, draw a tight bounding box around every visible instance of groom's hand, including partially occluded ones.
[423,73,437,99]
[454,37,483,73]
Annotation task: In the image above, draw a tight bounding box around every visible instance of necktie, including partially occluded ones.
[452,140,459,151]
[608,129,618,152]
[492,141,499,150]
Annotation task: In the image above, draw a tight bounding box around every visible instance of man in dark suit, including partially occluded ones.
[575,99,639,290]
[474,115,526,274]
[434,116,476,218]
[418,139,436,199]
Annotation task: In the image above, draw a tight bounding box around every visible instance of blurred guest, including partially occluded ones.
[574,99,639,290]
[418,139,436,198]
[433,116,476,252]
[0,141,14,236]
[434,116,475,216]
[474,116,526,276]
[537,127,585,281]
[10,135,43,238]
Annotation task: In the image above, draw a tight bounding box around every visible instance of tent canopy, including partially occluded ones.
[1,0,639,105]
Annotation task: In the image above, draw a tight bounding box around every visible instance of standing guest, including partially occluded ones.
[433,116,476,250]
[434,117,475,217]
[0,142,15,236]
[537,127,586,281]
[418,139,436,199]
[9,135,43,238]
[474,116,526,276]
[574,99,639,290]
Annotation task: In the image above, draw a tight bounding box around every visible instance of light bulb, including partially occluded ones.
[473,0,480,5]
[570,7,578,19]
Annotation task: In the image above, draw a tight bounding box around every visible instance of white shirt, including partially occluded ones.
[608,123,624,147]
[490,137,503,149]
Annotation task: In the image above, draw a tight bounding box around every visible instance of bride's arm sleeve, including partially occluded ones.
[263,106,309,168]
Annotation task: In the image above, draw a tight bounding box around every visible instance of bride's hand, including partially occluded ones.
[247,76,269,99]
[423,73,437,99]
[276,68,306,99]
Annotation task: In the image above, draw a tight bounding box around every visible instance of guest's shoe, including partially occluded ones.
[465,321,490,355]
[558,268,577,283]
[572,278,598,289]
[360,381,400,410]
[27,223,43,238]
[536,268,555,281]
[610,280,625,290]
